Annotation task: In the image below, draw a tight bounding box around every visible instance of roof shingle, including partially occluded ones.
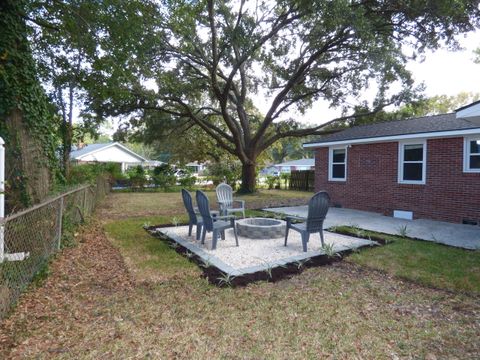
[305,113,480,146]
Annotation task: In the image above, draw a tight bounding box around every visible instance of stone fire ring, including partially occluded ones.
[236,217,286,239]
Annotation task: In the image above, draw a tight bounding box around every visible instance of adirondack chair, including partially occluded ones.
[196,190,239,250]
[284,191,330,252]
[181,189,203,240]
[215,183,246,218]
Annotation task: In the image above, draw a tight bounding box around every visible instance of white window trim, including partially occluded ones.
[328,146,347,182]
[398,140,427,185]
[464,136,480,173]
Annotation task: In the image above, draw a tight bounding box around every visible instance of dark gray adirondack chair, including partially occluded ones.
[216,183,246,218]
[284,191,330,252]
[181,189,203,240]
[196,190,239,250]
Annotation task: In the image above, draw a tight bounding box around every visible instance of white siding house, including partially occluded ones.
[70,142,147,172]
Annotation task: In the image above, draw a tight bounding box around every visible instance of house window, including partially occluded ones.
[329,147,347,181]
[398,141,426,184]
[464,137,480,172]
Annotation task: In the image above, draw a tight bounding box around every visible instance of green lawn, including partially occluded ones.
[329,226,480,294]
[101,191,480,295]
[100,207,479,358]
[104,215,198,283]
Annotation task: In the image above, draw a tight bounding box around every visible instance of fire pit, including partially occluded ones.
[236,217,286,239]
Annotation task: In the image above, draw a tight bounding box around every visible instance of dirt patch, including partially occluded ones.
[0,220,133,359]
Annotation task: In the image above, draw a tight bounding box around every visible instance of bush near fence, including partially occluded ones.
[0,176,110,319]
[289,170,315,191]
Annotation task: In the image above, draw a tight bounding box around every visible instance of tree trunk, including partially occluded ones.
[61,121,72,179]
[239,161,256,193]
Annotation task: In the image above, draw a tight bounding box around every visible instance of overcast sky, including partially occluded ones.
[290,30,480,125]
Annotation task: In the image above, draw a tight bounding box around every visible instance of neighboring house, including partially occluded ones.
[185,162,207,175]
[304,101,480,224]
[70,142,147,173]
[274,158,315,173]
[143,160,165,170]
[260,165,280,176]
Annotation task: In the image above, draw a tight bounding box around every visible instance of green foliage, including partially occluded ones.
[177,169,197,189]
[0,0,61,207]
[67,163,120,185]
[206,161,242,188]
[152,164,176,191]
[321,243,342,259]
[267,137,314,164]
[280,173,290,189]
[217,273,235,287]
[86,0,480,193]
[60,214,78,249]
[397,225,409,238]
[265,175,280,190]
[126,165,147,191]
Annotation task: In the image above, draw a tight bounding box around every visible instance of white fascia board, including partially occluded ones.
[75,143,115,160]
[76,142,147,162]
[303,128,480,148]
[456,102,480,118]
[0,137,4,145]
[114,143,148,162]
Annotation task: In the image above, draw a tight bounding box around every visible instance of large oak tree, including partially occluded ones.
[92,0,480,192]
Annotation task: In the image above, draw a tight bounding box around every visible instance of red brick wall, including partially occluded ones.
[314,137,480,223]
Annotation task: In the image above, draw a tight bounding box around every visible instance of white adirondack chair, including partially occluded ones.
[215,183,246,218]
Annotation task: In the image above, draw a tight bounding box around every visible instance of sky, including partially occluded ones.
[407,31,480,97]
[286,30,480,125]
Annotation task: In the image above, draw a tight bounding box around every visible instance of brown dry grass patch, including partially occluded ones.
[97,189,312,220]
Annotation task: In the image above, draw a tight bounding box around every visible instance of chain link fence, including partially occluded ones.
[0,176,110,319]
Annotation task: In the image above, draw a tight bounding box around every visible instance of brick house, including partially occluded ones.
[304,101,480,224]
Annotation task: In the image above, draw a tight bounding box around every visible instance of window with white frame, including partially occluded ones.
[464,137,480,172]
[329,147,347,181]
[398,141,426,184]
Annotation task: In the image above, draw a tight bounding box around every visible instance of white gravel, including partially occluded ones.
[158,225,376,270]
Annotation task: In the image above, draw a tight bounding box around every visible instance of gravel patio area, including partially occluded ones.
[155,225,376,272]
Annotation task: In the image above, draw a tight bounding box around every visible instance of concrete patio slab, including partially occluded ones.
[264,206,480,250]
[154,225,376,276]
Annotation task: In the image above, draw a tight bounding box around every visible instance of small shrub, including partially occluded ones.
[321,243,341,258]
[205,161,241,188]
[280,172,290,189]
[178,169,197,188]
[127,165,147,191]
[265,175,279,190]
[199,257,212,269]
[152,164,176,190]
[397,224,409,238]
[217,273,235,287]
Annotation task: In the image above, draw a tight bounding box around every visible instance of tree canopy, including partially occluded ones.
[87,0,480,192]
[25,0,161,175]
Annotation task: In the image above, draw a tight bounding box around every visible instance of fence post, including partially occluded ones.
[57,196,64,250]
[83,187,87,215]
[0,137,4,263]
